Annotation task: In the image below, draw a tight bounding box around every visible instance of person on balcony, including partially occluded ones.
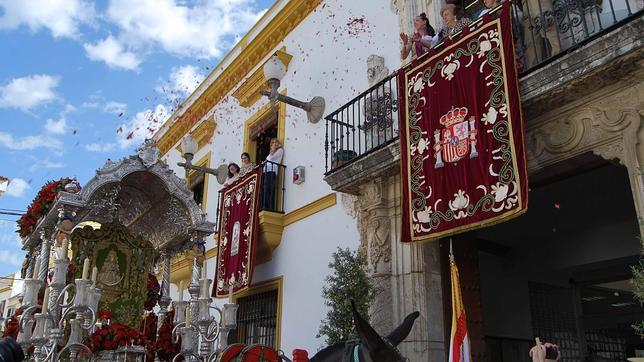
[239,152,256,176]
[224,162,241,186]
[437,4,472,40]
[261,138,283,210]
[476,0,525,71]
[400,12,437,61]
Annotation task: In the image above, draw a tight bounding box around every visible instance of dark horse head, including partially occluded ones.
[310,302,420,362]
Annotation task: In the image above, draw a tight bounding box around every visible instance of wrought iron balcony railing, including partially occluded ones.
[324,72,400,174]
[515,0,641,72]
[324,0,641,174]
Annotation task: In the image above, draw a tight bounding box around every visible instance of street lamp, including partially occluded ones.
[0,176,9,196]
[260,54,326,123]
[177,134,228,185]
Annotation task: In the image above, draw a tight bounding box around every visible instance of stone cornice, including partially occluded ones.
[155,0,322,155]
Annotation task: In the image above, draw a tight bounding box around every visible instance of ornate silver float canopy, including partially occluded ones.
[22,140,215,252]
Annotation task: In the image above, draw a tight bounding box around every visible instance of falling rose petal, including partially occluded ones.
[72,129,77,135]
[553,202,561,209]
[118,112,124,117]
[126,132,134,140]
[116,126,123,133]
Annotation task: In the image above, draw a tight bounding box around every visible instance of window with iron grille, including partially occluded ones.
[236,288,279,349]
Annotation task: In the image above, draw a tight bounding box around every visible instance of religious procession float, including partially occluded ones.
[4,140,420,362]
[2,141,298,361]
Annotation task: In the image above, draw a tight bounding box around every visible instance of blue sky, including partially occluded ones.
[0,0,274,276]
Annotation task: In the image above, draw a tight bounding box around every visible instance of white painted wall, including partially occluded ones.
[161,0,403,354]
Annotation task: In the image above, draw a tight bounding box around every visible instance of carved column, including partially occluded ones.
[38,232,51,282]
[157,252,172,333]
[355,175,442,361]
[357,177,393,334]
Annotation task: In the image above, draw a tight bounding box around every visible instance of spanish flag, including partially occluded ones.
[448,243,472,362]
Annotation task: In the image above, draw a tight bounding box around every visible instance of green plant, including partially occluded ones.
[317,247,375,345]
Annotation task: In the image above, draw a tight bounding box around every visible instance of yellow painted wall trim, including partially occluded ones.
[155,0,322,155]
[175,116,216,154]
[257,211,284,265]
[242,96,286,164]
[284,193,337,227]
[205,247,217,260]
[232,276,283,351]
[232,47,293,108]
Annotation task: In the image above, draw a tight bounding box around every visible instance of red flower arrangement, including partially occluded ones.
[155,310,180,361]
[2,308,23,339]
[139,312,158,361]
[97,310,113,321]
[86,321,144,352]
[17,178,80,238]
[144,274,161,311]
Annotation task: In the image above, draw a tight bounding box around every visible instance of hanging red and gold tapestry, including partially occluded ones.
[213,168,261,298]
[399,4,528,243]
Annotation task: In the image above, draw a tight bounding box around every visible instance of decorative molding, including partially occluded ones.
[257,211,285,264]
[233,47,293,108]
[242,95,286,163]
[283,193,337,226]
[175,116,216,154]
[154,0,321,155]
[205,247,217,260]
[231,276,283,351]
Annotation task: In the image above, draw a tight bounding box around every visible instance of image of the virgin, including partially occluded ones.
[231,221,241,256]
[98,249,124,287]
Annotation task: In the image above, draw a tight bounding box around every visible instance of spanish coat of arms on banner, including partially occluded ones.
[399,4,528,242]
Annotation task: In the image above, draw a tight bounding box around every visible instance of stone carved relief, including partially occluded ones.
[527,81,644,236]
[367,216,392,272]
[340,193,359,218]
[367,55,390,87]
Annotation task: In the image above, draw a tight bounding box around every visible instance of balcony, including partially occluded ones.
[324,1,643,194]
[216,161,287,264]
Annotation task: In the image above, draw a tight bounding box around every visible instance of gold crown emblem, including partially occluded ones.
[439,107,468,127]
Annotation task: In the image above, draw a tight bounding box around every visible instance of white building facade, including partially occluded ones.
[154,0,405,355]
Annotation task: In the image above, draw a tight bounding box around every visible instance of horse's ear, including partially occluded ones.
[351,301,387,353]
[386,311,420,346]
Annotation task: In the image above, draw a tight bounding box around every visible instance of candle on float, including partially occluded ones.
[61,238,69,260]
[82,258,90,279]
[200,262,208,298]
[178,280,184,302]
[42,287,49,312]
[185,307,191,327]
[33,259,41,279]
[91,266,98,285]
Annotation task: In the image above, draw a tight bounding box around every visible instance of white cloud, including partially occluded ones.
[85,143,116,153]
[118,104,168,148]
[0,0,95,38]
[103,101,127,115]
[5,178,29,198]
[159,65,205,98]
[45,118,67,134]
[0,74,59,111]
[0,250,24,266]
[0,132,63,151]
[28,159,65,172]
[0,221,21,247]
[104,0,264,61]
[84,35,142,70]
